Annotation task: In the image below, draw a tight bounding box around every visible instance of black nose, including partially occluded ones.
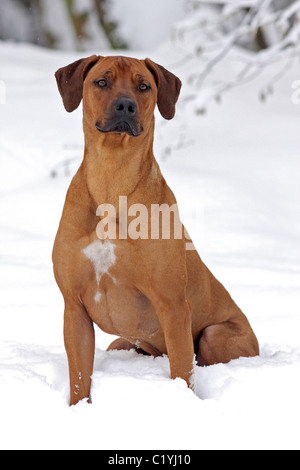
[114,97,137,116]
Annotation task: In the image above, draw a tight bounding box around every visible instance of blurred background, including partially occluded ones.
[0,0,186,51]
[1,0,299,108]
[0,0,299,53]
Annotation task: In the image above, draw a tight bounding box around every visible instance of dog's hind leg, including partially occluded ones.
[107,338,150,355]
[196,317,259,366]
[107,338,136,352]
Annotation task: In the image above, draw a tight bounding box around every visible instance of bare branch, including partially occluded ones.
[172,0,300,110]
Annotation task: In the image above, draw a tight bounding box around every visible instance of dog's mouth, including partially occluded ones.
[96,120,144,137]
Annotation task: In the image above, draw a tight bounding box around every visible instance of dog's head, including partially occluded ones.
[55,55,182,138]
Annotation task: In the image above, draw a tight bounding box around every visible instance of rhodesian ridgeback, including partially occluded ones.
[53,55,259,406]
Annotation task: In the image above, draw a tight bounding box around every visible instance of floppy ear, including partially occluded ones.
[55,55,100,112]
[145,58,182,120]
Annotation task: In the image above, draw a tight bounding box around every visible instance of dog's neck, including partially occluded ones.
[82,118,160,209]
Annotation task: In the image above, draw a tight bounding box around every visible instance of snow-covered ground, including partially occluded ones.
[0,40,299,450]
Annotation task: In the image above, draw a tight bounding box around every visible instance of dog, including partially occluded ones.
[53,55,259,406]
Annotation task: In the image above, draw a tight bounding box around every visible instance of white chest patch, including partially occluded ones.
[82,240,116,285]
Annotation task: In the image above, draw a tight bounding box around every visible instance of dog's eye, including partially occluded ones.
[96,79,108,88]
[139,83,150,92]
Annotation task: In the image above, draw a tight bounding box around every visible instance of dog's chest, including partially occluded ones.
[80,238,159,338]
[82,239,117,303]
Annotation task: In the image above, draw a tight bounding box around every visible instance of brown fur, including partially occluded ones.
[53,55,259,406]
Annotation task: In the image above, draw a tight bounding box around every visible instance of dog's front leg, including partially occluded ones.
[156,297,195,389]
[64,300,95,406]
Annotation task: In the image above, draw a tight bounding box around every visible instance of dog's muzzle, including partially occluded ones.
[96,97,144,137]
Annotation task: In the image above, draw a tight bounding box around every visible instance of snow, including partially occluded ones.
[0,40,300,450]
